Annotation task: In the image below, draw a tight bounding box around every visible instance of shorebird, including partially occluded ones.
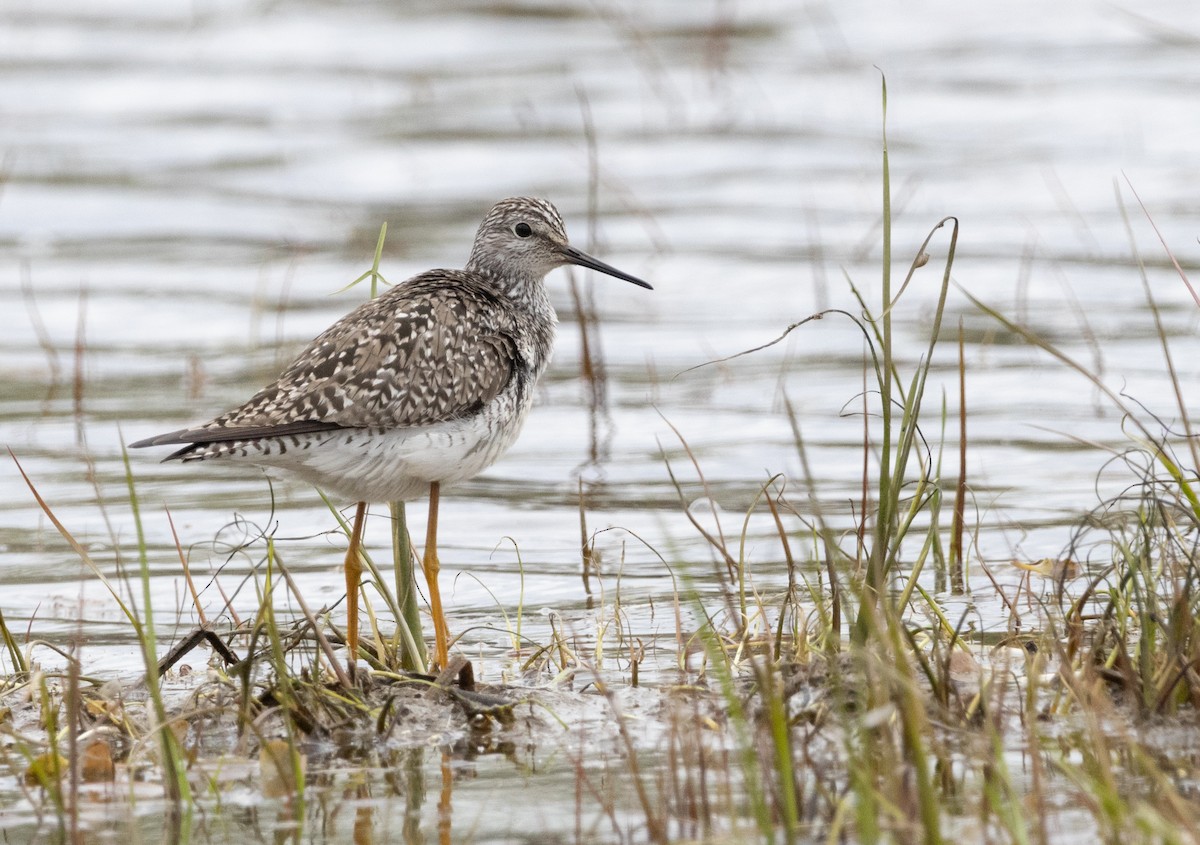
[132,197,651,673]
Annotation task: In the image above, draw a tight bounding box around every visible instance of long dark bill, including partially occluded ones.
[560,244,652,290]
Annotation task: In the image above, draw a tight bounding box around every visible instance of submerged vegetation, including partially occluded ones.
[4,94,1200,845]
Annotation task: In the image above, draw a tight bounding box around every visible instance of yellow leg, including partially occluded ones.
[344,501,368,675]
[423,481,450,669]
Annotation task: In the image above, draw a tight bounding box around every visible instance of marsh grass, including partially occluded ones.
[600,82,1200,845]
[6,105,1200,845]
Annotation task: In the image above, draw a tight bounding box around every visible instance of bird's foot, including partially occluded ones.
[433,654,475,692]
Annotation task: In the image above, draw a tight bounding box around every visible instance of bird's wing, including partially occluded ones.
[132,272,519,448]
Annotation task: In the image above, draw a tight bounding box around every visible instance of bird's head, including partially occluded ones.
[467,197,651,292]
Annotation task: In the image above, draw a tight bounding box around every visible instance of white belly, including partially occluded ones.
[229,397,532,503]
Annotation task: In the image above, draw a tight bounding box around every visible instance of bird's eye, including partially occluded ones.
[514,222,532,238]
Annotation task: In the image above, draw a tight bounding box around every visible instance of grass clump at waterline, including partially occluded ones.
[5,101,1200,845]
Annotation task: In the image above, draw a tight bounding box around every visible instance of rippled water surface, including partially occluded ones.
[2,0,1199,840]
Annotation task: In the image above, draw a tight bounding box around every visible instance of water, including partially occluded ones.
[2,0,1199,840]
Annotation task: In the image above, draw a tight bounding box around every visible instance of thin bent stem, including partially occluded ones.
[391,501,427,671]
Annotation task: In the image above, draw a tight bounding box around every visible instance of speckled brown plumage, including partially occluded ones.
[142,272,528,453]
